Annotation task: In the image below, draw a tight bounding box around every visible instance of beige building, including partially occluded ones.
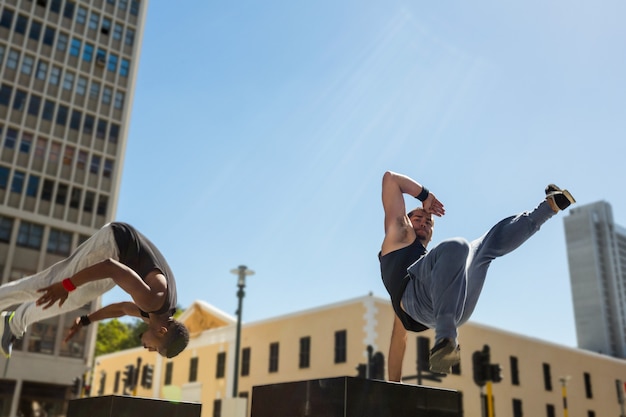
[0,0,146,416]
[94,294,626,417]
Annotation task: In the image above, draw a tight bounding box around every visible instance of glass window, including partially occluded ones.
[120,59,130,77]
[83,191,94,213]
[63,146,75,166]
[0,216,13,242]
[36,60,48,80]
[11,171,25,194]
[69,187,81,209]
[76,7,87,25]
[114,91,124,109]
[43,26,55,46]
[101,18,111,35]
[125,28,135,46]
[108,124,119,143]
[96,120,107,139]
[241,347,250,376]
[7,50,19,70]
[189,357,198,382]
[90,81,100,99]
[0,167,9,189]
[27,316,58,354]
[49,66,61,85]
[26,174,40,197]
[48,228,71,256]
[40,179,53,201]
[70,110,82,131]
[56,33,68,52]
[334,330,347,363]
[5,128,18,149]
[49,142,61,163]
[0,9,14,29]
[0,85,12,106]
[55,105,68,126]
[103,159,113,178]
[55,183,68,205]
[15,15,28,35]
[113,24,123,41]
[88,12,99,31]
[83,43,94,62]
[77,151,87,170]
[76,77,87,96]
[102,87,112,105]
[299,336,311,369]
[90,155,101,174]
[50,0,61,13]
[17,221,44,249]
[130,1,140,15]
[107,54,118,73]
[119,0,128,11]
[20,133,32,153]
[29,20,42,41]
[63,72,74,91]
[13,90,27,111]
[63,1,75,19]
[96,49,106,66]
[215,352,225,378]
[69,38,81,57]
[0,45,5,66]
[35,137,48,158]
[83,114,94,134]
[27,95,41,117]
[42,100,55,121]
[21,55,34,75]
[269,342,279,373]
[164,363,173,385]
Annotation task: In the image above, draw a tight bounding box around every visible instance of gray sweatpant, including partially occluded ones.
[0,223,118,337]
[402,201,555,342]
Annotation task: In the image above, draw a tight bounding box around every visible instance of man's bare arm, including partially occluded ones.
[388,314,408,382]
[37,259,164,312]
[64,302,143,342]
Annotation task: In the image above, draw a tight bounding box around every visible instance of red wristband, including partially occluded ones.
[62,278,76,292]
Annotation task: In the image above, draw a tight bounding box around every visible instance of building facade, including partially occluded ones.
[94,295,626,417]
[0,0,146,416]
[564,201,626,358]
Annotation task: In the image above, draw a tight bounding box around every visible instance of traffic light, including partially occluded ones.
[70,377,81,396]
[489,363,503,383]
[417,336,430,372]
[472,346,490,387]
[369,352,385,380]
[122,364,136,390]
[356,363,367,378]
[141,364,154,388]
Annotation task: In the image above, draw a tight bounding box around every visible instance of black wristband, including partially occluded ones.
[80,315,91,326]
[415,186,430,202]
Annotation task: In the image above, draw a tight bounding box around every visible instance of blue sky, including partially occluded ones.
[104,0,626,349]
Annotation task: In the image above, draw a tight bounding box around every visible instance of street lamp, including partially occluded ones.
[230,265,254,398]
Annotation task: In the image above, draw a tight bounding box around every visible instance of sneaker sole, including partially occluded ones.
[429,345,460,374]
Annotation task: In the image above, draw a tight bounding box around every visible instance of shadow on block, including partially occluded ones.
[251,376,463,417]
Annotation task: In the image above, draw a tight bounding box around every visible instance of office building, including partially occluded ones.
[95,295,626,417]
[564,200,626,358]
[0,0,146,416]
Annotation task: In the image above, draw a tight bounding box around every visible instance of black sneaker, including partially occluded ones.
[429,338,460,374]
[0,311,16,358]
[545,184,576,211]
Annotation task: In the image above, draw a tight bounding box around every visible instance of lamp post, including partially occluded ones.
[559,376,571,417]
[230,265,254,398]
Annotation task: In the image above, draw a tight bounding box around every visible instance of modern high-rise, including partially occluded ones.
[564,201,626,359]
[0,0,146,416]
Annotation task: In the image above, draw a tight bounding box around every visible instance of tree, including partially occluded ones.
[95,319,141,356]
